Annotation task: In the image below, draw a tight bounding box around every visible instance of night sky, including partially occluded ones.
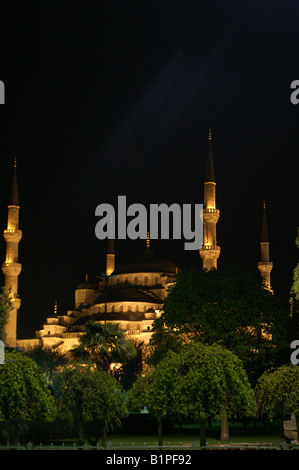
[0,1,298,339]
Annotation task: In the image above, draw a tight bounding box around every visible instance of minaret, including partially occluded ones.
[106,215,115,276]
[106,238,115,276]
[145,231,153,257]
[199,128,221,270]
[258,201,273,293]
[2,158,22,346]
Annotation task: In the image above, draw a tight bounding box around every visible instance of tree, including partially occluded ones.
[128,366,172,447]
[25,345,67,383]
[119,339,148,390]
[150,267,289,384]
[129,341,256,446]
[290,228,299,302]
[0,287,13,342]
[290,228,299,329]
[255,364,299,428]
[52,362,128,447]
[71,321,136,373]
[0,350,55,443]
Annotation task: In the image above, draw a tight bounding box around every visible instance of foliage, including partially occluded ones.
[0,350,55,421]
[150,267,289,383]
[25,345,67,383]
[71,321,136,373]
[290,228,299,316]
[0,287,13,342]
[119,339,148,390]
[255,364,299,422]
[129,341,256,445]
[52,362,128,446]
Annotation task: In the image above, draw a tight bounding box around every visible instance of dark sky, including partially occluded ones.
[0,1,298,338]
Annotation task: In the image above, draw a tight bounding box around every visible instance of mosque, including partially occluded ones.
[2,132,273,354]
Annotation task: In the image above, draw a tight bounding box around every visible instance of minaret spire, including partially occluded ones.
[205,127,215,183]
[258,201,273,293]
[199,128,220,270]
[10,156,19,206]
[2,158,22,346]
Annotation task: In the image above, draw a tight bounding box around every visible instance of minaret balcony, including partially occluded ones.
[202,208,220,223]
[3,229,22,243]
[200,244,221,252]
[258,261,273,272]
[204,207,219,213]
[12,297,21,310]
[2,262,22,276]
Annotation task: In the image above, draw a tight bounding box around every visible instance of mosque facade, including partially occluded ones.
[2,132,273,354]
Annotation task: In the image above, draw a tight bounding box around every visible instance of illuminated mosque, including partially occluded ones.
[2,133,273,354]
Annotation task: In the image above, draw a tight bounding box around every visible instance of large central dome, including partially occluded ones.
[113,245,178,275]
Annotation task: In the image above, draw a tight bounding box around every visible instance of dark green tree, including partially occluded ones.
[255,364,299,430]
[0,350,55,443]
[290,228,299,304]
[150,267,289,384]
[71,321,136,373]
[290,228,299,339]
[119,339,148,390]
[129,341,256,446]
[25,345,67,383]
[52,362,128,447]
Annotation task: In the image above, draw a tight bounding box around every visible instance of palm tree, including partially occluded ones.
[71,321,136,373]
[25,345,67,383]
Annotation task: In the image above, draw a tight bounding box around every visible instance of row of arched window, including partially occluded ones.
[110,275,161,286]
[98,303,155,313]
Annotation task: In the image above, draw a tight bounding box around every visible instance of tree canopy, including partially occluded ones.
[129,341,256,446]
[150,267,289,383]
[25,345,67,383]
[255,364,299,423]
[290,227,299,318]
[0,350,55,421]
[52,361,128,446]
[71,321,136,373]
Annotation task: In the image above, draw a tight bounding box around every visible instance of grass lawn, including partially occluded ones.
[106,420,285,449]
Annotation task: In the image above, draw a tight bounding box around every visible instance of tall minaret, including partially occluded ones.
[106,238,115,276]
[2,158,22,346]
[258,201,273,293]
[106,215,115,276]
[199,128,221,270]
